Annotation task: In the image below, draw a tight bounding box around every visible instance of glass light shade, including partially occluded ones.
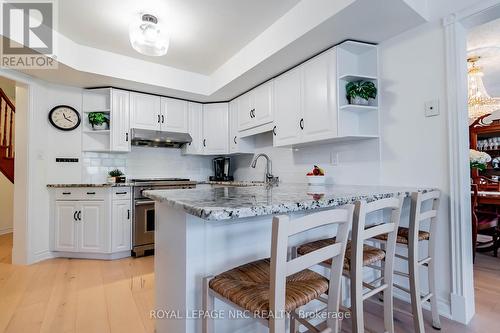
[129,15,169,56]
[468,59,500,120]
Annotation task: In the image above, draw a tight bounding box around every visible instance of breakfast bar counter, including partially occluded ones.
[144,183,431,333]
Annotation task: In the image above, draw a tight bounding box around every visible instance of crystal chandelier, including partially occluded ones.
[468,57,500,120]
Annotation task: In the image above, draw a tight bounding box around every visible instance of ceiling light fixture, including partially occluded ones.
[129,14,169,57]
[468,56,500,120]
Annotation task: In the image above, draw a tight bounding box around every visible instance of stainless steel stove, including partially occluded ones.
[131,178,197,257]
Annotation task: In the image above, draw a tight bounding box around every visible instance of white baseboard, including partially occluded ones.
[0,227,13,235]
[450,292,475,324]
[52,250,131,260]
[31,250,55,263]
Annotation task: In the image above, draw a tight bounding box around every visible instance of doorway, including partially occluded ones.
[0,75,16,263]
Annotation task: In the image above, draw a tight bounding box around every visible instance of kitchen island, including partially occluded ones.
[144,183,430,333]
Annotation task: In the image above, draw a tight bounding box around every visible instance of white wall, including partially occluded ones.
[378,21,453,314]
[0,172,13,235]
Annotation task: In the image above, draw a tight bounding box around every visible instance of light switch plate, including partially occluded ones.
[425,100,439,117]
[330,152,339,166]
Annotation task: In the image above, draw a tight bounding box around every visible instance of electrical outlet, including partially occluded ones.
[330,152,339,166]
[425,100,439,117]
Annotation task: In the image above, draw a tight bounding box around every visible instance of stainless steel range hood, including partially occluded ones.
[131,128,192,148]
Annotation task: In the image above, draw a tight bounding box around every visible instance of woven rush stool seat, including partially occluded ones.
[373,227,430,244]
[208,258,329,317]
[296,239,386,271]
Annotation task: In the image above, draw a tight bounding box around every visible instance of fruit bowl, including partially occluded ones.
[307,175,326,185]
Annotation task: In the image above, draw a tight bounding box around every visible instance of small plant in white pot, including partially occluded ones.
[108,169,125,184]
[306,165,326,185]
[88,112,109,130]
[346,80,377,106]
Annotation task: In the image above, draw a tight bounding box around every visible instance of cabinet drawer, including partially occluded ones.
[112,187,131,200]
[54,188,107,200]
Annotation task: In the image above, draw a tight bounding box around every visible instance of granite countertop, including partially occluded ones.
[47,183,133,188]
[144,183,434,221]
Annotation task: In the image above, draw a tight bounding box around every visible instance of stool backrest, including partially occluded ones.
[409,190,441,245]
[269,206,354,332]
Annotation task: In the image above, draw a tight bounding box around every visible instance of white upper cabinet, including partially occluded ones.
[237,92,253,131]
[273,67,302,146]
[161,97,188,133]
[110,89,131,152]
[183,102,204,155]
[238,81,273,131]
[252,81,274,125]
[301,49,337,142]
[130,92,162,131]
[229,100,254,154]
[203,103,229,155]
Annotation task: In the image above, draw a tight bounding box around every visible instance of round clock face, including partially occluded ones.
[48,105,81,131]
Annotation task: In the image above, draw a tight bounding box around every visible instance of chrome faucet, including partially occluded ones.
[251,153,279,184]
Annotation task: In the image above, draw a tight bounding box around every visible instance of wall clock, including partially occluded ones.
[48,105,81,131]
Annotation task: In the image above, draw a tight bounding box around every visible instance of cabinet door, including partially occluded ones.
[203,103,229,155]
[229,100,239,153]
[183,102,203,155]
[302,50,337,142]
[237,92,254,131]
[253,81,273,126]
[111,89,131,152]
[53,201,78,252]
[129,92,161,131]
[161,97,188,133]
[273,68,302,146]
[79,201,107,253]
[112,200,132,252]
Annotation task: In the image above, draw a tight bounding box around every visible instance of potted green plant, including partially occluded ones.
[346,80,377,105]
[107,169,125,184]
[88,112,109,130]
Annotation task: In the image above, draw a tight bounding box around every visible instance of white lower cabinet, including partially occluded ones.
[112,200,132,252]
[54,201,78,252]
[51,187,132,259]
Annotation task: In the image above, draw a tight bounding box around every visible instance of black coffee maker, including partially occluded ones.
[210,157,233,181]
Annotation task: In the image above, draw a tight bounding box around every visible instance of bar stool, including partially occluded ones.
[295,196,404,333]
[372,190,442,332]
[202,206,354,333]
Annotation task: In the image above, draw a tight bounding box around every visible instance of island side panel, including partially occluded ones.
[155,203,189,333]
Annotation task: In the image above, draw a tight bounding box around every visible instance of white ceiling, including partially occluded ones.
[468,17,500,97]
[57,0,300,75]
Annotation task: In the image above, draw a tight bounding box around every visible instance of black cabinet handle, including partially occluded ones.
[73,211,77,221]
[87,192,96,195]
[273,126,277,136]
[161,115,165,123]
[158,115,161,123]
[300,118,304,130]
[249,110,252,118]
[62,192,71,195]
[127,209,130,220]
[126,133,129,142]
[234,136,237,144]
[252,109,256,118]
[203,139,206,147]
[116,192,127,195]
[77,211,82,221]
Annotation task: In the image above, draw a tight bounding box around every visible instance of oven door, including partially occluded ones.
[133,200,155,247]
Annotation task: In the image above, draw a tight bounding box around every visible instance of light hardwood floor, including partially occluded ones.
[0,232,498,333]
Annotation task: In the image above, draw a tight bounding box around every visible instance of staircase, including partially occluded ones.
[0,88,14,183]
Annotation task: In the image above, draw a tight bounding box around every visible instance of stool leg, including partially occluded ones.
[383,256,395,333]
[408,241,425,333]
[350,267,364,333]
[290,312,297,333]
[428,247,441,330]
[203,276,214,333]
